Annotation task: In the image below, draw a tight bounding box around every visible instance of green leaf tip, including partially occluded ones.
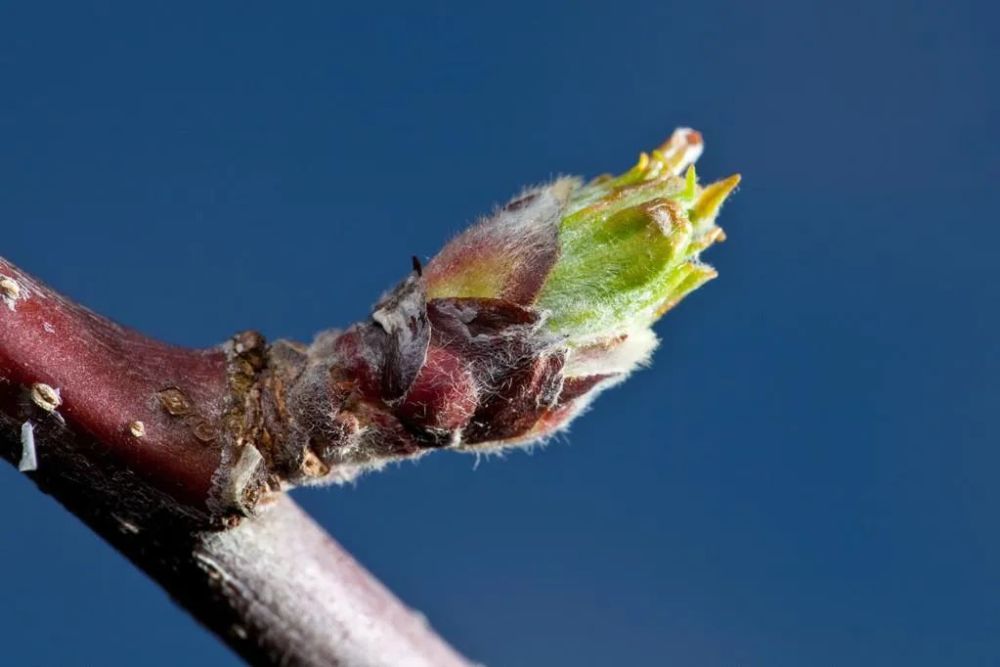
[537,128,740,340]
[338,127,742,462]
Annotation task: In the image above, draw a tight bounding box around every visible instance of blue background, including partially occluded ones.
[1,2,997,665]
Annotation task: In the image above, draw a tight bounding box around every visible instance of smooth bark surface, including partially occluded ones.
[0,256,471,666]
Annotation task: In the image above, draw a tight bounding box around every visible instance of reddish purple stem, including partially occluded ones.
[0,257,472,666]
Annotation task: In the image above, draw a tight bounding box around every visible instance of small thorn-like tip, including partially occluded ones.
[692,173,741,222]
[683,164,698,198]
[411,255,423,276]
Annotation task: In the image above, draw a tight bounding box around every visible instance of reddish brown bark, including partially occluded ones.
[0,257,471,666]
[0,257,227,507]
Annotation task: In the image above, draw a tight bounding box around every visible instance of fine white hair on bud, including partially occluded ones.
[283,129,739,485]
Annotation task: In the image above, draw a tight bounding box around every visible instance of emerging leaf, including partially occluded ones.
[285,129,739,484]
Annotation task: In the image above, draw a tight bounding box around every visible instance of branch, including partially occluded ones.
[0,129,738,665]
[0,257,470,666]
